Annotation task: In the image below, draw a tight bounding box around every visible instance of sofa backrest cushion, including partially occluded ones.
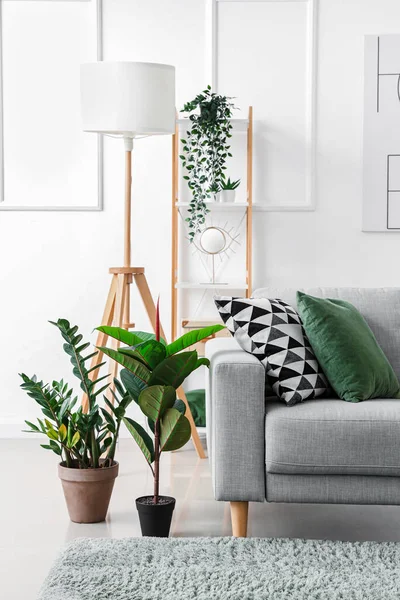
[253,288,400,381]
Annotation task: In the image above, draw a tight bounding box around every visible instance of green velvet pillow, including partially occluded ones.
[296,291,400,402]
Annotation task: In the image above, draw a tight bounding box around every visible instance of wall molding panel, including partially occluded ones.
[0,0,103,211]
[206,0,318,212]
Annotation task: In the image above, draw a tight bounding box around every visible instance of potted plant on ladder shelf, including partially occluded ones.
[97,301,224,536]
[219,177,241,203]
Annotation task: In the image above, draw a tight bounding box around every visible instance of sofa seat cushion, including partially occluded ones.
[265,399,400,476]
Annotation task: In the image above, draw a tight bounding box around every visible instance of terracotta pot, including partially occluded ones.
[58,461,119,523]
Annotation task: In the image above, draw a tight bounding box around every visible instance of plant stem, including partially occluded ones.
[59,442,82,465]
[106,422,120,466]
[153,420,160,504]
[91,430,99,468]
[64,448,72,468]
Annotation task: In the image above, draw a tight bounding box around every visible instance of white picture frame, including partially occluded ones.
[205,0,318,212]
[0,0,103,211]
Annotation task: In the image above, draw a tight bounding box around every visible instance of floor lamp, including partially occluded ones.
[80,61,205,458]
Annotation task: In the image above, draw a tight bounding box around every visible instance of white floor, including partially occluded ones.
[3,439,400,599]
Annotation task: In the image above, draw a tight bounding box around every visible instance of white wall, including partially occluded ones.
[2,0,400,435]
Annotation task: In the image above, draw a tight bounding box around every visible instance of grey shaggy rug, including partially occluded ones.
[38,536,400,600]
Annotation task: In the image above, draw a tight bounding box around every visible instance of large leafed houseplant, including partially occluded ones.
[97,304,224,536]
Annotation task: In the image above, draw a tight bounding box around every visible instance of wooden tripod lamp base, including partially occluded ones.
[82,263,206,460]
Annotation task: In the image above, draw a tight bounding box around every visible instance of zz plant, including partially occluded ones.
[20,319,135,469]
[97,307,224,503]
[180,86,235,240]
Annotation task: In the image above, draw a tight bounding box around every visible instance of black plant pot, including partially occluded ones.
[136,496,176,537]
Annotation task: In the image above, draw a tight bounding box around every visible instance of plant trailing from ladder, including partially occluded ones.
[180,86,235,241]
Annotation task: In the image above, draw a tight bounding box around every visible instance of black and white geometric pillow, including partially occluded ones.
[214,296,329,406]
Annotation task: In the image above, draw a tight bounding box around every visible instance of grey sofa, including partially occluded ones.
[206,287,400,536]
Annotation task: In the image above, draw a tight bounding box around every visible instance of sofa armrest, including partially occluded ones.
[205,338,266,502]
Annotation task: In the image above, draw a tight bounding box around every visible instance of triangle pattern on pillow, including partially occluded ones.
[214,296,329,406]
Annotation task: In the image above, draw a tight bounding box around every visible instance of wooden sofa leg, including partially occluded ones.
[230,501,249,537]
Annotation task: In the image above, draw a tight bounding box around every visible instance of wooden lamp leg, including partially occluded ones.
[82,274,118,413]
[177,387,206,459]
[82,141,206,458]
[107,274,128,388]
[230,501,249,537]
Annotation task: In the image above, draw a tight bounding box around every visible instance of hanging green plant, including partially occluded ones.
[180,86,235,241]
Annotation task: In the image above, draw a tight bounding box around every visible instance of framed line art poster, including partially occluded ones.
[363,34,400,231]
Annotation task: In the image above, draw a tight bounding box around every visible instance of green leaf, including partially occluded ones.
[103,436,113,448]
[95,327,146,346]
[118,348,151,368]
[58,395,71,421]
[186,389,206,427]
[24,420,40,432]
[138,385,176,422]
[123,417,154,464]
[71,432,80,447]
[120,369,146,403]
[58,424,67,442]
[147,416,155,434]
[196,358,210,369]
[173,399,186,415]
[160,408,191,452]
[93,383,110,399]
[40,444,55,452]
[149,351,198,389]
[101,408,116,433]
[50,319,96,411]
[166,324,225,356]
[103,396,116,415]
[96,327,167,347]
[114,405,125,419]
[132,340,167,369]
[98,347,151,385]
[46,429,58,441]
[49,441,62,456]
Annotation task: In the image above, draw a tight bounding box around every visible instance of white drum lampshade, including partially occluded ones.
[80,61,175,137]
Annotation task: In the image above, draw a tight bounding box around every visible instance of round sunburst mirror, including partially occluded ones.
[193,224,240,284]
[199,227,227,255]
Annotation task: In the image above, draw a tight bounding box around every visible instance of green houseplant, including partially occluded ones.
[180,86,235,240]
[219,177,241,203]
[97,303,224,536]
[20,319,135,523]
[186,389,206,427]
